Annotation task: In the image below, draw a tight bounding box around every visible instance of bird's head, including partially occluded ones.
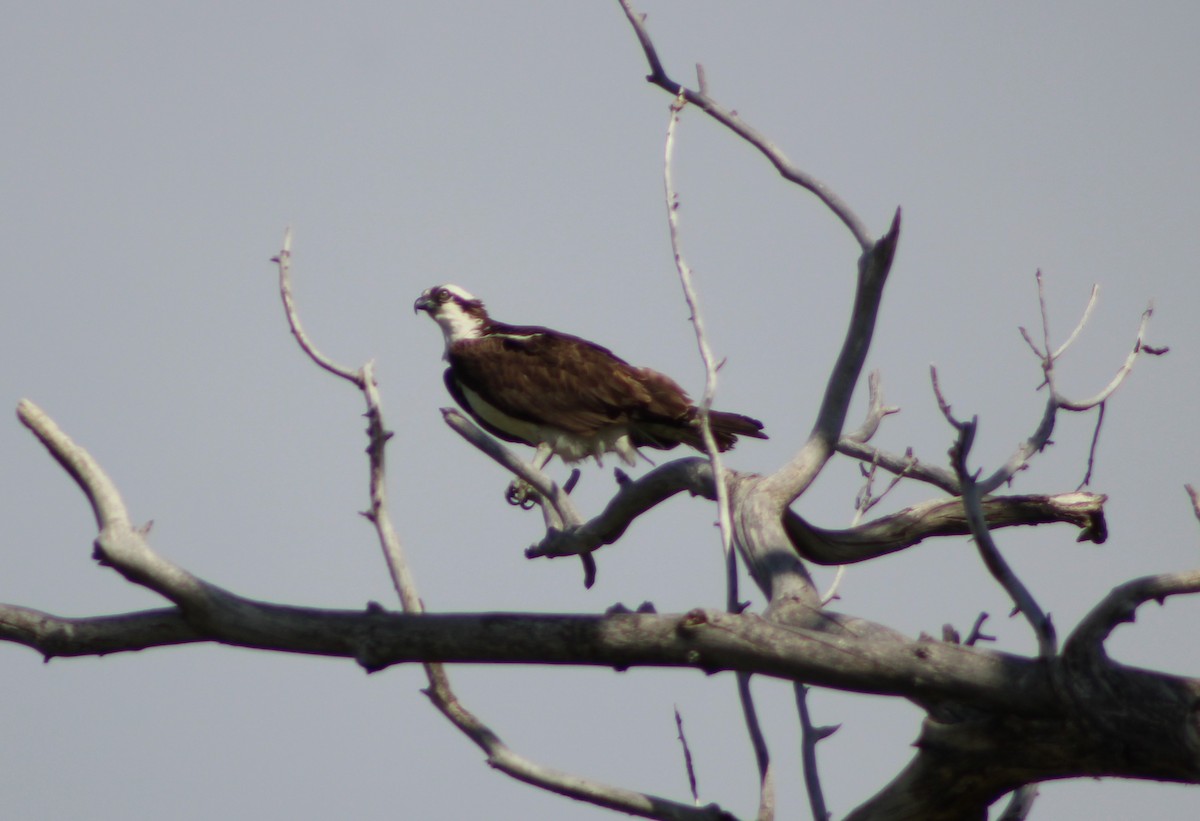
[414,284,489,347]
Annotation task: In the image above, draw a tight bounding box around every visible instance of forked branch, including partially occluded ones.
[933,377,1057,657]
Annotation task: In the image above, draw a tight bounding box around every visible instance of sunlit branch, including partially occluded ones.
[274,232,420,611]
[1055,306,1161,411]
[665,91,770,820]
[663,90,737,613]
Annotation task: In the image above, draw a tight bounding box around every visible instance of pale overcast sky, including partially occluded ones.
[3,3,1199,819]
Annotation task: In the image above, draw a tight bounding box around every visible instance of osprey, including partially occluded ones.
[414,285,767,488]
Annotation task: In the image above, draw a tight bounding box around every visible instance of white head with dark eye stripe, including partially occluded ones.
[414,284,490,349]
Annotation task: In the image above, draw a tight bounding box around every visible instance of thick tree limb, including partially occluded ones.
[526,454,1107,566]
[785,492,1108,566]
[762,213,901,508]
[0,604,202,658]
[0,600,1051,710]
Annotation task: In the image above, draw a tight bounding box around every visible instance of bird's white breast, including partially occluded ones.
[458,385,639,466]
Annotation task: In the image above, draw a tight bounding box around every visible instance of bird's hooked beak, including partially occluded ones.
[413,292,433,315]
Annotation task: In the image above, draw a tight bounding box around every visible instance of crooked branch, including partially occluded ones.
[617,0,871,250]
[526,451,1106,568]
[1064,569,1200,663]
[275,238,682,815]
[441,408,596,588]
[932,388,1057,657]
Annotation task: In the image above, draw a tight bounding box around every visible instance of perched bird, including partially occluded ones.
[414,285,767,495]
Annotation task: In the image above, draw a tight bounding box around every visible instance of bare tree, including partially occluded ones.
[3,5,1194,821]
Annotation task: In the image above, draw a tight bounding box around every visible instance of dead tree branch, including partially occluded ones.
[932,377,1057,657]
[616,0,872,250]
[275,238,687,818]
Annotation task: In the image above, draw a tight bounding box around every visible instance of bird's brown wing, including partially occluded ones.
[448,329,694,437]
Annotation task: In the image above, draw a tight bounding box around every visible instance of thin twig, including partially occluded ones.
[963,276,1163,496]
[964,612,996,646]
[616,0,873,251]
[964,450,1057,656]
[1055,306,1161,411]
[675,706,701,805]
[1186,485,1200,526]
[666,90,771,820]
[840,370,900,444]
[272,229,361,385]
[738,672,775,821]
[1077,401,1105,489]
[663,91,737,613]
[276,231,419,610]
[795,684,836,821]
[836,439,959,494]
[1052,284,1099,361]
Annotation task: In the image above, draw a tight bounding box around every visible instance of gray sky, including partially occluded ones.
[3,2,1199,819]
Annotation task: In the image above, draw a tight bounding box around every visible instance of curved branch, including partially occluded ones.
[528,458,714,560]
[1051,284,1099,361]
[937,405,1056,656]
[527,455,1106,567]
[441,408,596,587]
[785,492,1108,566]
[1187,484,1200,524]
[616,0,872,250]
[272,228,362,385]
[762,211,901,507]
[17,399,132,534]
[18,399,242,616]
[1064,569,1200,663]
[977,393,1058,495]
[841,370,900,445]
[1055,305,1161,411]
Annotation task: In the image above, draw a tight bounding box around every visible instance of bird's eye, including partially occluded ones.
[436,288,451,302]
